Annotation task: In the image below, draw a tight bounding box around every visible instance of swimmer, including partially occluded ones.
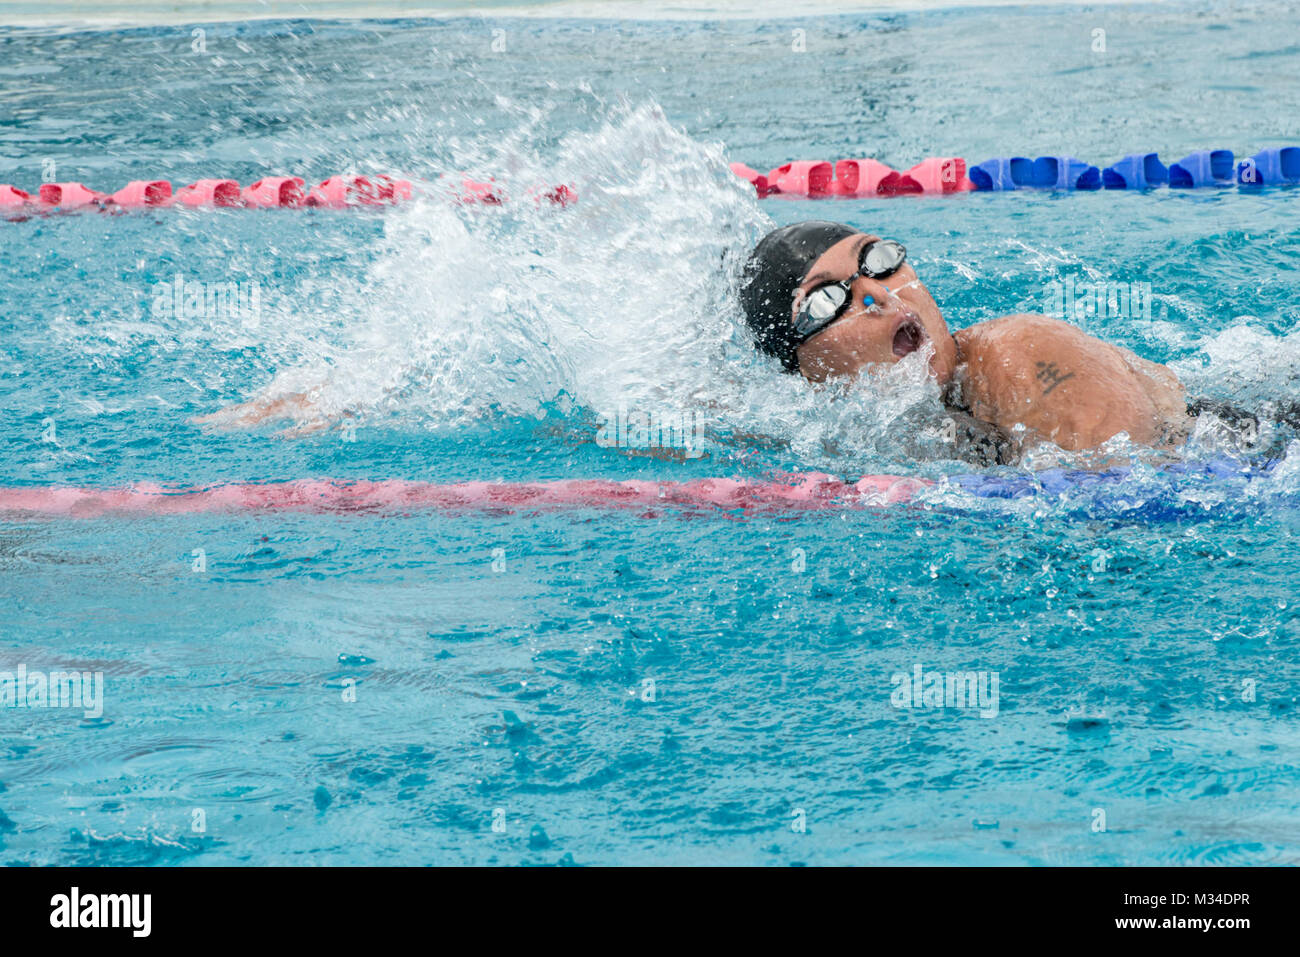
[740,221,1256,461]
[195,217,1285,459]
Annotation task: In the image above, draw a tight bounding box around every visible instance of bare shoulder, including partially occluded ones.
[953,314,1106,405]
[956,313,1094,352]
[953,314,1188,450]
[956,312,1171,382]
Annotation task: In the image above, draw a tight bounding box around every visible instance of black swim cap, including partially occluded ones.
[740,221,859,372]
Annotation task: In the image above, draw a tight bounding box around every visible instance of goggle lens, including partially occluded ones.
[862,239,905,276]
[806,286,846,322]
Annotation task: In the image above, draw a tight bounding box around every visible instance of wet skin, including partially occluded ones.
[791,232,1192,452]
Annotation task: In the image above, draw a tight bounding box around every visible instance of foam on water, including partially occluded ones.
[200,102,967,474]
[1171,324,1300,405]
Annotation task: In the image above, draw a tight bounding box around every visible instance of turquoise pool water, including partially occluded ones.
[1,1,1299,865]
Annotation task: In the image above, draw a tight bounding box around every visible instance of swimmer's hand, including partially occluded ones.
[191,391,341,437]
[191,391,317,429]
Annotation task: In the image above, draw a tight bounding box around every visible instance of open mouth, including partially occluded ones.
[892,321,924,358]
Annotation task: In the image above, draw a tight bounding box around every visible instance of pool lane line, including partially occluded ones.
[0,475,927,517]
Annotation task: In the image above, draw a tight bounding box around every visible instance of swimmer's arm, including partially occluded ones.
[191,390,320,429]
[954,314,1188,451]
[191,380,353,436]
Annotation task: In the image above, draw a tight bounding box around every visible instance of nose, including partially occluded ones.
[851,276,905,314]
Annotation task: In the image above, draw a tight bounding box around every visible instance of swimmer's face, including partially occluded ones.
[793,233,958,385]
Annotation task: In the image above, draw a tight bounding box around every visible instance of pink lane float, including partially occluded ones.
[736,156,975,198]
[0,173,575,212]
[0,474,928,518]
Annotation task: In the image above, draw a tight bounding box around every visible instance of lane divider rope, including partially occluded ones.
[0,173,576,212]
[733,146,1299,197]
[0,460,1273,518]
[2,147,1294,214]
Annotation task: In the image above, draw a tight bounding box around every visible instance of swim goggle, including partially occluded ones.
[792,239,908,341]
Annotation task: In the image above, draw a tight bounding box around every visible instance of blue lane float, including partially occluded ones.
[1169,149,1235,187]
[968,156,1034,190]
[1030,155,1101,189]
[968,156,1098,191]
[942,457,1280,515]
[1102,152,1169,189]
[961,147,1297,194]
[1237,147,1300,186]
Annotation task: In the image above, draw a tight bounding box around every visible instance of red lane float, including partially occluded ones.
[530,183,577,206]
[307,174,386,207]
[833,159,899,197]
[729,162,774,196]
[0,474,928,518]
[172,178,242,207]
[1,173,569,213]
[455,176,506,205]
[39,182,110,208]
[242,176,306,208]
[767,160,835,197]
[110,180,173,207]
[903,157,975,193]
[453,178,578,206]
[738,156,975,198]
[378,174,414,201]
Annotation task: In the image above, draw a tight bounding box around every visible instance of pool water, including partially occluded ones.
[2,1,1299,865]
